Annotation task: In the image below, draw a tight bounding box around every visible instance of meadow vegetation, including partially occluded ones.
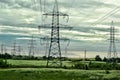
[0,54,120,80]
[0,68,120,80]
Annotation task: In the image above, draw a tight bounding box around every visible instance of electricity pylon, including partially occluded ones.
[38,0,72,67]
[41,36,49,57]
[1,44,4,54]
[1,44,7,54]
[83,50,87,61]
[18,45,22,55]
[11,41,17,55]
[28,36,36,57]
[107,21,117,64]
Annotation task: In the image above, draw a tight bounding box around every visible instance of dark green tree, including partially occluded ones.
[103,57,107,62]
[95,55,102,61]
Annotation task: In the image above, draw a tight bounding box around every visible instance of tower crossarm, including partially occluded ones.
[38,24,72,30]
[40,37,69,41]
[43,12,68,17]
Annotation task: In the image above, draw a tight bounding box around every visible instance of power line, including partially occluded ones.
[64,0,77,13]
[39,0,43,13]
[91,7,120,26]
[80,2,105,22]
[43,0,46,13]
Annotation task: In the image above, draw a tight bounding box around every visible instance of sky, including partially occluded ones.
[0,0,120,58]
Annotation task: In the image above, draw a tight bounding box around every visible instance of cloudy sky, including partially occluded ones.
[0,0,120,58]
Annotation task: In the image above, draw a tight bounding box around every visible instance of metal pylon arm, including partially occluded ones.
[38,24,72,30]
[43,12,68,16]
[40,37,69,41]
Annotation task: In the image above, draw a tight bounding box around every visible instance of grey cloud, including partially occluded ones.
[73,26,110,33]
[58,0,115,9]
[0,0,15,5]
[0,0,36,10]
[0,0,120,53]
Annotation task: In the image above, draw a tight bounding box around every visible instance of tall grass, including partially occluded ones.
[0,68,120,80]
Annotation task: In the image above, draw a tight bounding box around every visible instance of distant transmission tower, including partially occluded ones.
[107,21,117,64]
[83,50,87,61]
[11,41,17,55]
[1,44,7,54]
[43,37,49,57]
[1,44,4,54]
[18,45,22,55]
[4,45,7,54]
[38,0,72,67]
[28,36,36,57]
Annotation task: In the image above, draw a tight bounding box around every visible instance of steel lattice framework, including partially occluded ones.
[107,21,117,64]
[28,36,36,57]
[38,0,72,67]
[47,0,67,67]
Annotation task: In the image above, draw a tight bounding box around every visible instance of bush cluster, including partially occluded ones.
[73,62,120,70]
[0,59,10,68]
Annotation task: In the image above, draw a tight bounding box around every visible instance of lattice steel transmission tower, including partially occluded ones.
[83,50,87,61]
[1,44,7,54]
[40,36,50,57]
[1,44,4,54]
[28,36,36,57]
[38,0,72,67]
[107,21,117,64]
[11,41,17,55]
[18,45,22,55]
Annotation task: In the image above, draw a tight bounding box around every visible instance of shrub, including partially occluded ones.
[95,55,102,61]
[73,63,87,69]
[105,70,110,74]
[0,59,9,68]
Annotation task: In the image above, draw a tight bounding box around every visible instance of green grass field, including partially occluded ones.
[0,59,120,80]
[7,59,73,67]
[0,68,120,80]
